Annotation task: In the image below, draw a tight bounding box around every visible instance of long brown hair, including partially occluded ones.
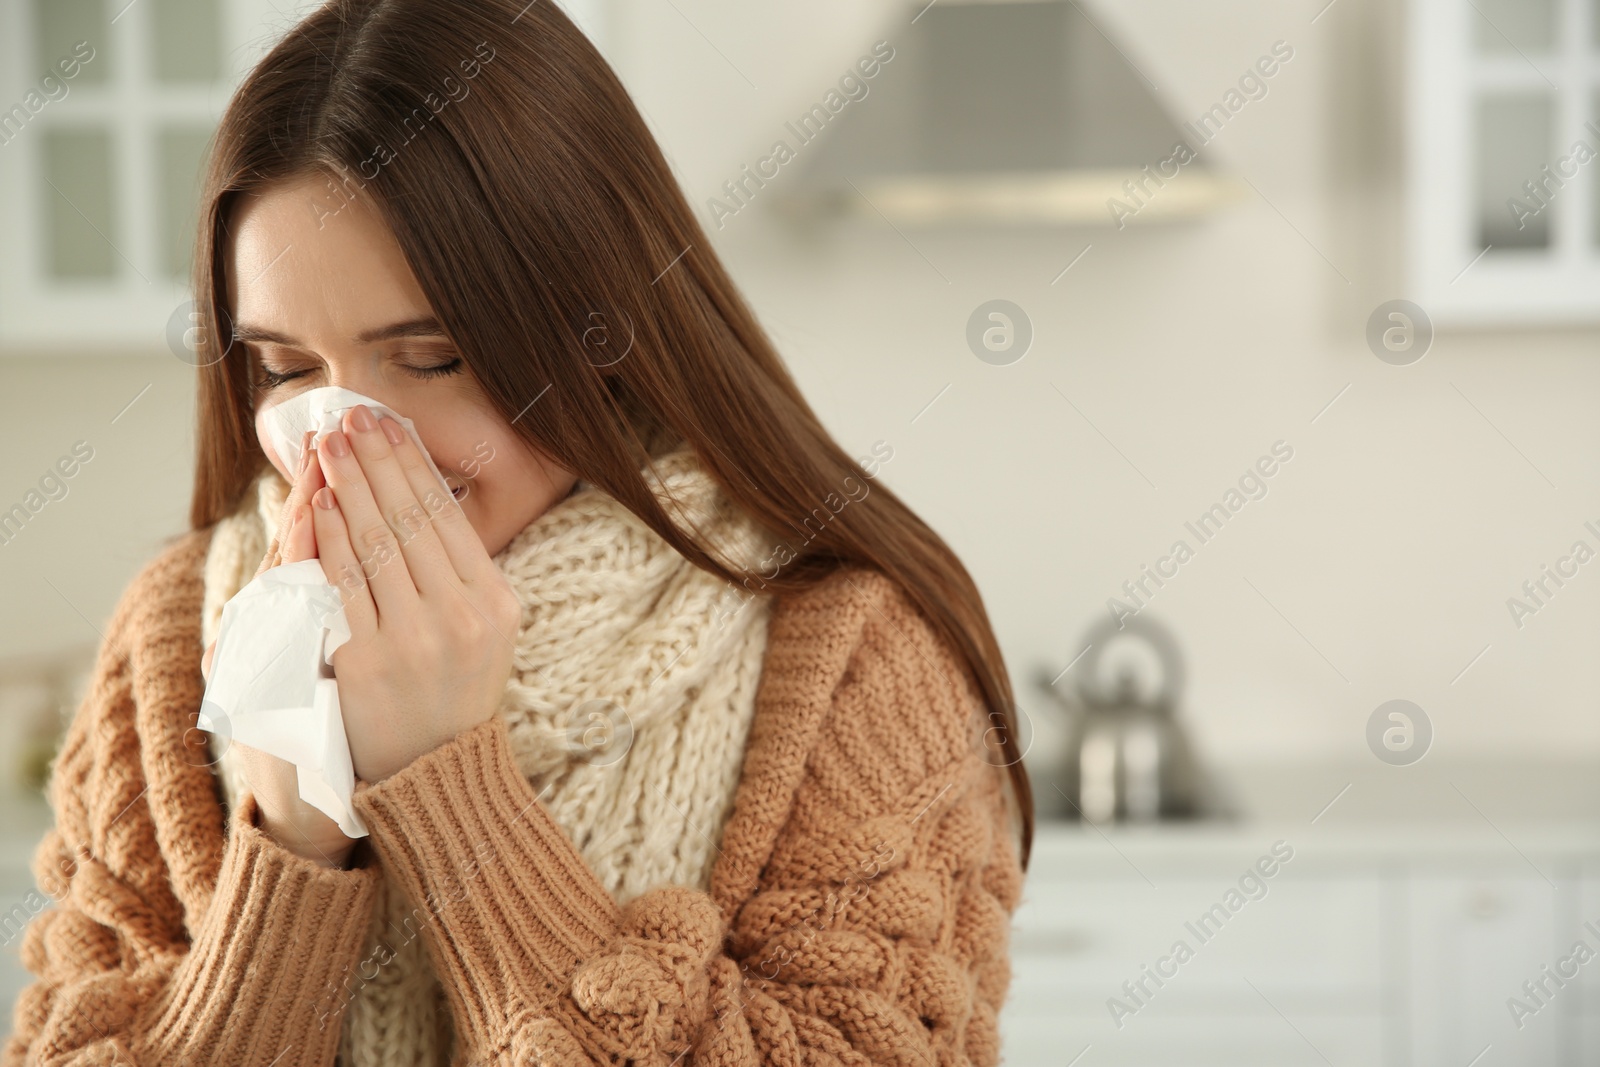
[186,0,1033,867]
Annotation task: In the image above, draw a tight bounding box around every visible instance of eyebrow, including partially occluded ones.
[230,316,450,346]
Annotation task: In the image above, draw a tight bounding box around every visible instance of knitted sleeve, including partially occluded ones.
[2,534,384,1067]
[346,569,1025,1066]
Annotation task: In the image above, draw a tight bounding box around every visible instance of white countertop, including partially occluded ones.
[1026,757,1600,875]
[4,757,1599,882]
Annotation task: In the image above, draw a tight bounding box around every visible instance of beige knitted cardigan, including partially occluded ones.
[198,444,777,1067]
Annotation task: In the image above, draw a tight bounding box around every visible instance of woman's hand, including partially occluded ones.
[307,404,521,784]
[202,434,358,869]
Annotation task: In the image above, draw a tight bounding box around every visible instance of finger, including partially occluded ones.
[376,414,499,586]
[258,431,317,578]
[273,431,318,534]
[202,641,216,684]
[255,538,281,578]
[340,405,457,598]
[281,502,319,564]
[316,427,420,621]
[309,484,378,640]
[280,452,325,566]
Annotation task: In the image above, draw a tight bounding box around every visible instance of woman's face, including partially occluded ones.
[226,171,578,558]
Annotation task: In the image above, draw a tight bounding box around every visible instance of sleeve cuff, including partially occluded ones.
[135,791,381,1065]
[349,715,623,1040]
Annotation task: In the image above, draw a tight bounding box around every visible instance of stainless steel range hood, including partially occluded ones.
[774,0,1244,226]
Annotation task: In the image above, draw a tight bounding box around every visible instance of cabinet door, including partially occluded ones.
[1406,874,1564,1066]
[1408,0,1600,323]
[1566,862,1600,1060]
[0,0,323,351]
[1003,871,1385,1065]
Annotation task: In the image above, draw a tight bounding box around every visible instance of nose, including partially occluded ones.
[319,369,404,426]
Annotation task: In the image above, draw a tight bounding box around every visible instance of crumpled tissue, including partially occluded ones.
[197,386,457,838]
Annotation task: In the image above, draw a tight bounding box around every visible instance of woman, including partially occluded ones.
[2,1,1031,1065]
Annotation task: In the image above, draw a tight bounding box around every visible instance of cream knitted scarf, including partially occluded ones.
[199,443,777,1067]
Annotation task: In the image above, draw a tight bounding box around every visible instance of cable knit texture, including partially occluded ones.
[3,461,1024,1067]
[197,445,776,1067]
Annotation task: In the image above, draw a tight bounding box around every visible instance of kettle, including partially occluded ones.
[1035,612,1215,823]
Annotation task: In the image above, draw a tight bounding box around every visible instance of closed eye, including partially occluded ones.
[253,355,464,391]
[406,357,463,380]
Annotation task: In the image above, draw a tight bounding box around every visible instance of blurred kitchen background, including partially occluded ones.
[4,0,1600,1062]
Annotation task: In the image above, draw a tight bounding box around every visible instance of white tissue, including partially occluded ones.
[198,387,456,840]
[263,385,455,501]
[197,560,364,836]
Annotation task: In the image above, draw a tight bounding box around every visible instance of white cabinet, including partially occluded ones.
[1405,873,1567,1066]
[1406,0,1600,324]
[0,0,612,354]
[0,0,319,352]
[1004,824,1600,1066]
[0,794,58,1023]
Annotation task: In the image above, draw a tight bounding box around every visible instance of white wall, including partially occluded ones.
[603,0,1600,777]
[3,0,1596,787]
[0,357,195,667]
